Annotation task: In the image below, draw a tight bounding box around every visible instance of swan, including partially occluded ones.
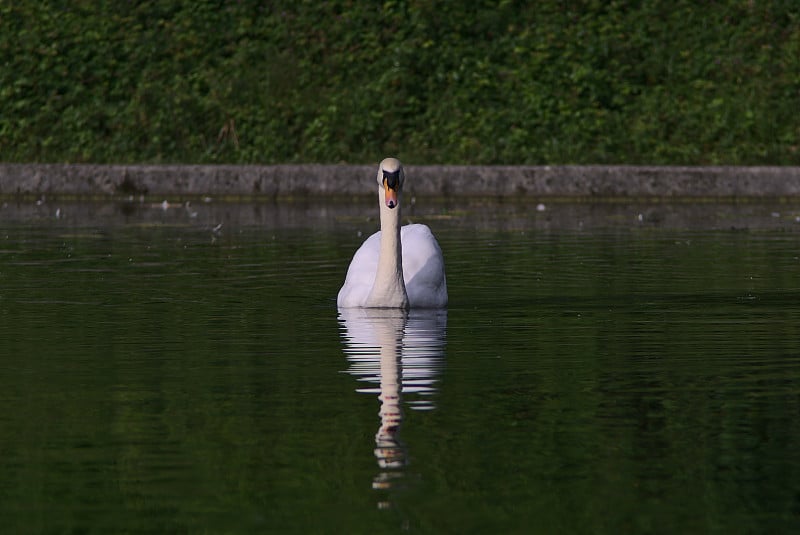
[337,157,448,309]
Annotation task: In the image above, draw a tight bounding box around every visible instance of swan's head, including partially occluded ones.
[378,157,404,209]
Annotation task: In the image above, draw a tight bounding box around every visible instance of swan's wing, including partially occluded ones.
[401,224,448,308]
[337,230,381,307]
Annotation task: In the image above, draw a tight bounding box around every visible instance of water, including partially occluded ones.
[2,200,800,533]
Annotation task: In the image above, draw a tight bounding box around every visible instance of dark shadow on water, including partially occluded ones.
[4,199,800,232]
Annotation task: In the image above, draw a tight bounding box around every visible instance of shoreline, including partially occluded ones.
[2,164,800,199]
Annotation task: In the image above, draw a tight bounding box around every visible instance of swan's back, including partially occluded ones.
[338,223,447,308]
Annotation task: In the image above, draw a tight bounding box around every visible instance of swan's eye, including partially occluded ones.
[382,170,401,190]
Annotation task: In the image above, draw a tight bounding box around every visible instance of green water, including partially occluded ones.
[1,201,800,533]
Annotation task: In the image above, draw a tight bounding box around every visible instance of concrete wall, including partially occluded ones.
[2,163,800,198]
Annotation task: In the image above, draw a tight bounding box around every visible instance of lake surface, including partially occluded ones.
[2,199,800,533]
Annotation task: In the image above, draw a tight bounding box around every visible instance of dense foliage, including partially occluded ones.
[1,1,798,164]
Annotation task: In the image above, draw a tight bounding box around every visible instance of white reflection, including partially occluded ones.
[338,307,447,500]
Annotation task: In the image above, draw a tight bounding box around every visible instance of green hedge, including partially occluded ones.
[1,1,798,164]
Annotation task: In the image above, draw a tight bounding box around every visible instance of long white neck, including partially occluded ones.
[366,187,409,309]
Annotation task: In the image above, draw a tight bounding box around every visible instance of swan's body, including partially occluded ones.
[339,224,447,308]
[337,158,447,309]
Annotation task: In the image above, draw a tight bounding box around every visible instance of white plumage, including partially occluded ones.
[337,158,447,309]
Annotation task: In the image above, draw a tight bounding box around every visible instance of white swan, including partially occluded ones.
[337,157,447,309]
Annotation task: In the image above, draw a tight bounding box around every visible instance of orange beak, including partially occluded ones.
[384,182,399,209]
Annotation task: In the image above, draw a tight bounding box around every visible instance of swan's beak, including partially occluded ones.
[382,169,401,209]
[384,182,399,209]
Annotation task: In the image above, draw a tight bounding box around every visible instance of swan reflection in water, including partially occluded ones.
[337,308,447,503]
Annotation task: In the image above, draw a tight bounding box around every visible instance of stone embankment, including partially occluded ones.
[1,164,800,199]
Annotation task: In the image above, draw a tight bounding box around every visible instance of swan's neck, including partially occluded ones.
[367,188,409,309]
